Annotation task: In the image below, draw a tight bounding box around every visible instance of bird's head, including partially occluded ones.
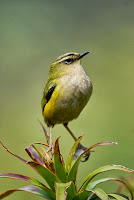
[49,51,90,77]
[53,51,89,66]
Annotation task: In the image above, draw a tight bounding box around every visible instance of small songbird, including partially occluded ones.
[41,51,92,161]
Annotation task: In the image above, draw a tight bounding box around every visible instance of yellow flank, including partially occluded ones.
[43,87,58,125]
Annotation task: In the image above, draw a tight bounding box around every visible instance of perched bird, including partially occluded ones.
[41,51,92,161]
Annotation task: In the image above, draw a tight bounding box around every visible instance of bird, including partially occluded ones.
[41,51,92,161]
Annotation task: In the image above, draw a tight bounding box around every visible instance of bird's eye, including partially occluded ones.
[64,58,73,64]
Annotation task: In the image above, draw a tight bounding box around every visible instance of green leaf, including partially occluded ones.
[28,161,61,192]
[65,136,83,174]
[89,188,109,200]
[86,177,116,190]
[54,138,66,182]
[55,182,71,200]
[79,165,134,192]
[73,188,108,200]
[108,193,129,200]
[86,177,133,200]
[0,185,56,199]
[88,197,101,200]
[66,181,76,200]
[67,142,116,183]
[72,190,92,200]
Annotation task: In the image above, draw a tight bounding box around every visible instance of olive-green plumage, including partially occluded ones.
[41,51,92,127]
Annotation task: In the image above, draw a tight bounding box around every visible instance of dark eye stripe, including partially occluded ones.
[64,58,73,64]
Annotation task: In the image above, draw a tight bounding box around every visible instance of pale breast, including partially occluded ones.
[51,67,92,124]
[60,65,92,103]
[44,61,93,126]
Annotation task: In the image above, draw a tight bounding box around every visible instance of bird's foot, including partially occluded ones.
[76,143,90,162]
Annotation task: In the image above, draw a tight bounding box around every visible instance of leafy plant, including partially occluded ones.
[0,123,134,200]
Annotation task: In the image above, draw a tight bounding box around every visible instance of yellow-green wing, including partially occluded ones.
[41,82,56,113]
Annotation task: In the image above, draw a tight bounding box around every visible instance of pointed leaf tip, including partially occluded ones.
[0,141,27,163]
[88,141,118,149]
[110,142,118,145]
[65,136,83,174]
[38,120,49,145]
[25,146,45,166]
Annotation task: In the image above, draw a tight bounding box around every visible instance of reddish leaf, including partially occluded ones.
[0,141,27,163]
[0,185,56,199]
[0,173,46,189]
[38,120,49,145]
[28,142,49,147]
[25,146,45,166]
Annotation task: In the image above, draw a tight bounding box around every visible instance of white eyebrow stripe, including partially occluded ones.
[58,56,73,63]
[52,52,79,65]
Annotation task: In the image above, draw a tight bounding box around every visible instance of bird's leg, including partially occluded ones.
[46,126,54,155]
[63,123,90,161]
[63,123,77,141]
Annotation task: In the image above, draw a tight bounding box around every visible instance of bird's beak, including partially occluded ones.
[77,51,90,60]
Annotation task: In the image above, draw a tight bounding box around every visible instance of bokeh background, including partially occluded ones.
[0,0,134,199]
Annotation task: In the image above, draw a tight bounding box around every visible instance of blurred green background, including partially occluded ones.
[0,0,134,199]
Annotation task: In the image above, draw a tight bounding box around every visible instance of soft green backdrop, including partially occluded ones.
[0,0,134,199]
